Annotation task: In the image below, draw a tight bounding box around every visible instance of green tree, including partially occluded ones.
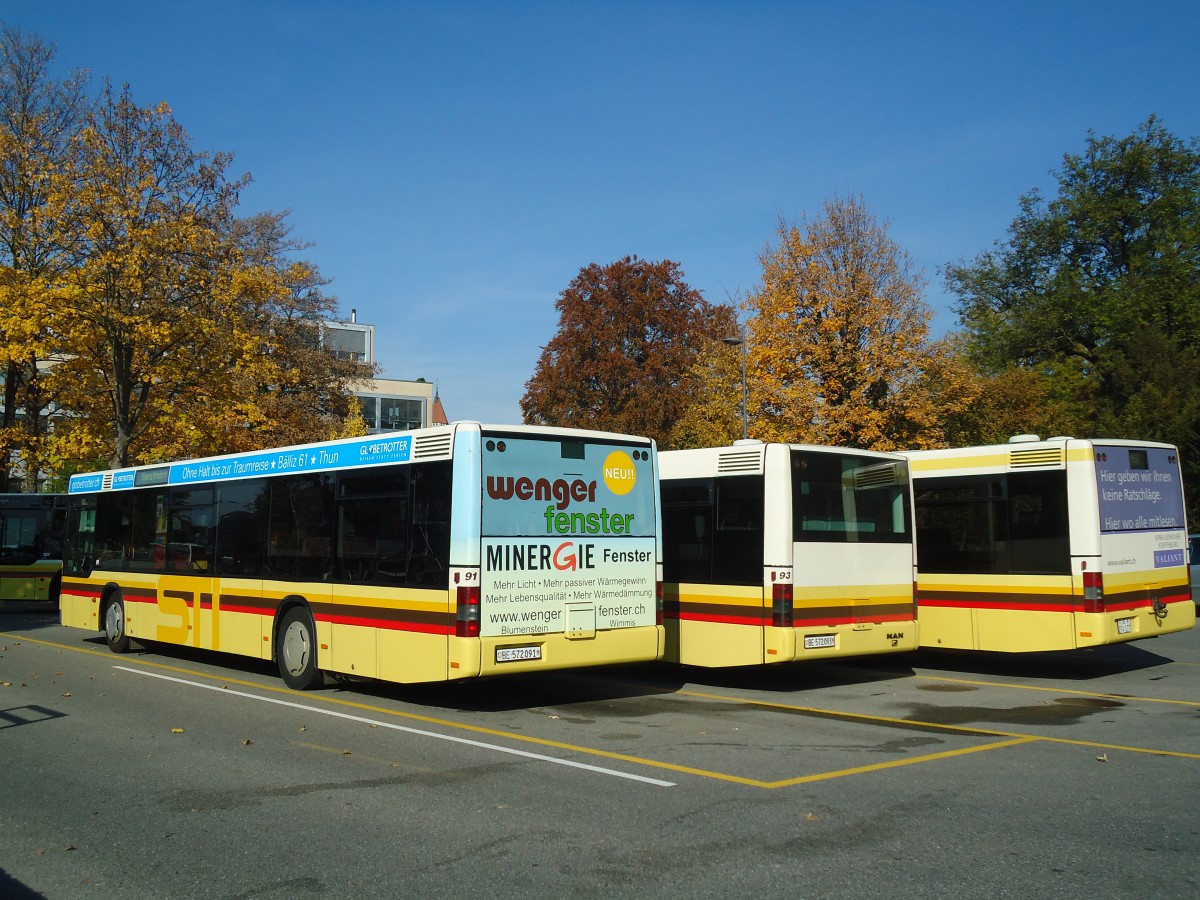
[521,256,736,447]
[945,117,1200,514]
[0,26,88,489]
[743,197,965,451]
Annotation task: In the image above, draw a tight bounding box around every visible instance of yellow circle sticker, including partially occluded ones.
[602,450,637,496]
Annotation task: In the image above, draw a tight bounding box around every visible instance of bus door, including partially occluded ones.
[155,487,219,649]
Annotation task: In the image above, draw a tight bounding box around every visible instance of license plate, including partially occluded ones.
[1116,617,1132,635]
[496,645,542,663]
[803,634,836,650]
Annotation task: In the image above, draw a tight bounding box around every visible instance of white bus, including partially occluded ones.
[659,442,918,666]
[904,436,1197,652]
[61,423,663,688]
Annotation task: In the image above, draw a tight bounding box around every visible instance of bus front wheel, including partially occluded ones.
[104,591,131,654]
[277,607,323,690]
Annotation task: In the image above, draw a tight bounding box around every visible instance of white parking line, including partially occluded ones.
[114,666,676,787]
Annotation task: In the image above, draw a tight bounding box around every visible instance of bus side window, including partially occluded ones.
[215,479,268,578]
[712,477,764,587]
[1006,471,1069,575]
[406,463,452,587]
[167,489,215,573]
[662,479,714,585]
[267,475,335,580]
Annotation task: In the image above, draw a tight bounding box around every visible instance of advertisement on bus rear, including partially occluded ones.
[1095,444,1186,537]
[479,435,657,637]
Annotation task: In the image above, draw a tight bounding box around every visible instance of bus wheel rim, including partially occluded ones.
[282,620,310,675]
[105,603,123,641]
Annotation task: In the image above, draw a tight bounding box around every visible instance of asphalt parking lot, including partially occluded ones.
[2,605,1198,898]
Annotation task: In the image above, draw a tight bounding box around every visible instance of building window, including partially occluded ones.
[380,398,423,431]
[358,396,378,429]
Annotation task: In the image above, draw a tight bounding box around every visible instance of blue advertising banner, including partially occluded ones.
[1095,444,1186,533]
[68,435,414,494]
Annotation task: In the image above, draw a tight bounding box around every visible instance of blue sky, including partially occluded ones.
[5,1,1198,423]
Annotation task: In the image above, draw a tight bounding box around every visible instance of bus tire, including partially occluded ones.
[104,590,131,654]
[277,607,323,690]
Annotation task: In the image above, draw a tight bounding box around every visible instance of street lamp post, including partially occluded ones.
[723,328,748,441]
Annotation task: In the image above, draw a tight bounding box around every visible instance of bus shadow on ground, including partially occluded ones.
[669,655,917,695]
[0,603,65,633]
[72,632,1183,714]
[348,661,689,713]
[905,642,1179,681]
[80,637,689,712]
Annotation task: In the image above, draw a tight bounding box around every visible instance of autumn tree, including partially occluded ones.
[208,210,373,454]
[41,83,245,470]
[0,27,88,489]
[521,256,736,447]
[44,84,370,472]
[945,117,1200,515]
[743,197,963,450]
[666,331,746,449]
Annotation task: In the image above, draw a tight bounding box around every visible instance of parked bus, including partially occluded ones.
[904,436,1197,652]
[61,423,664,688]
[659,442,918,667]
[1,493,66,604]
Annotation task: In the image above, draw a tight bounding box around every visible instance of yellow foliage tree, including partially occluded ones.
[44,86,371,473]
[668,332,746,449]
[44,85,245,470]
[0,28,88,489]
[743,197,969,451]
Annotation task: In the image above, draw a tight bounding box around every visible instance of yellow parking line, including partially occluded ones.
[764,737,1038,788]
[676,688,1007,736]
[673,688,1200,760]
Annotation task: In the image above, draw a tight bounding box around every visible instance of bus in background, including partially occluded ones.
[1,493,66,604]
[61,423,663,689]
[904,436,1197,652]
[659,442,918,667]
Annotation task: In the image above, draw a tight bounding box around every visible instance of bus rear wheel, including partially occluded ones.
[278,607,323,690]
[104,591,131,653]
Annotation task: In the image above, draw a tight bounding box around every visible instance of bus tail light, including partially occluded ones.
[455,585,480,637]
[772,583,794,628]
[1082,571,1105,613]
[655,580,664,626]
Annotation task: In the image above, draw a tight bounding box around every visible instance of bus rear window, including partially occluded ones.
[791,450,910,543]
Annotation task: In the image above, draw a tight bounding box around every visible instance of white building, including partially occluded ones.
[323,312,443,433]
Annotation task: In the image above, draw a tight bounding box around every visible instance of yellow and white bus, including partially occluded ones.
[1,493,66,604]
[904,436,1197,652]
[659,442,918,666]
[61,423,664,688]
